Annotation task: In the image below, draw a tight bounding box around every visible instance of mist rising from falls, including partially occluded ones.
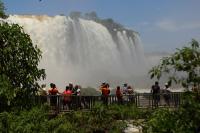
[6,15,147,89]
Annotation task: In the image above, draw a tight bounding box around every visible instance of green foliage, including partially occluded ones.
[0,0,7,18]
[149,39,200,88]
[87,103,114,131]
[0,75,13,111]
[0,106,48,133]
[47,114,77,133]
[145,108,176,133]
[0,22,46,110]
[144,92,200,133]
[0,103,148,132]
[0,112,11,133]
[147,40,200,132]
[108,104,144,120]
[54,122,75,133]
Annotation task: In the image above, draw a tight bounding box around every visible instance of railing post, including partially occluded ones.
[138,93,140,107]
[151,93,153,108]
[148,93,151,108]
[136,94,138,107]
[57,95,60,113]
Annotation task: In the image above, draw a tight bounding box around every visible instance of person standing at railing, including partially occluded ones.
[127,85,134,94]
[101,83,110,105]
[123,83,128,94]
[74,85,82,108]
[48,83,59,109]
[63,86,72,110]
[163,83,171,106]
[151,81,160,107]
[69,83,74,94]
[116,86,123,104]
[127,85,135,102]
[73,85,80,95]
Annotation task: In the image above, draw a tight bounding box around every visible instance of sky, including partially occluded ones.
[3,0,200,53]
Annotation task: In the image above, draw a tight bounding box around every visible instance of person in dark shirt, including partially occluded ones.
[151,81,160,107]
[116,86,123,104]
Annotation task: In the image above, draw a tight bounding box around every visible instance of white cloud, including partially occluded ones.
[156,19,200,32]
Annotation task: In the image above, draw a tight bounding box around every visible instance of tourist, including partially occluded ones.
[123,83,128,94]
[69,83,74,94]
[101,83,110,105]
[127,85,134,95]
[116,86,123,104]
[63,86,72,110]
[151,81,160,107]
[163,83,171,106]
[76,85,82,108]
[74,85,79,95]
[127,85,135,102]
[76,85,81,96]
[48,83,59,107]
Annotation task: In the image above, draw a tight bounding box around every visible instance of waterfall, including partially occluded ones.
[6,15,147,89]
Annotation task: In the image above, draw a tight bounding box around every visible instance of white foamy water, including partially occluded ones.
[6,15,148,89]
[134,88,185,93]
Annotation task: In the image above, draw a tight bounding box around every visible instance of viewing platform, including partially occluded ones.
[35,92,183,113]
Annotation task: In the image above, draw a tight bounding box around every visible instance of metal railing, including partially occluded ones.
[35,92,183,112]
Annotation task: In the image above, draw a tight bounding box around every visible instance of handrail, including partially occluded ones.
[35,92,184,112]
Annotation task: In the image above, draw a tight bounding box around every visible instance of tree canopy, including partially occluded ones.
[0,22,45,109]
[0,0,7,18]
[149,39,200,89]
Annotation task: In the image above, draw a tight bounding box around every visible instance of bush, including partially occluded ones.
[144,92,200,133]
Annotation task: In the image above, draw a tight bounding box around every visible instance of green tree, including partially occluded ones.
[0,0,7,18]
[0,22,45,110]
[147,39,200,133]
[149,39,200,89]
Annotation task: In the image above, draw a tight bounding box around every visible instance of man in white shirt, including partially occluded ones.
[123,83,128,94]
[163,83,171,106]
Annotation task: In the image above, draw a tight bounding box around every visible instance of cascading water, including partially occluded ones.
[6,15,147,89]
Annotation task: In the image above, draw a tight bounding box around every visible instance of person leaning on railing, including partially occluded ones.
[127,86,135,102]
[101,83,110,105]
[48,83,60,107]
[116,86,123,104]
[151,81,160,107]
[163,83,171,106]
[62,86,72,110]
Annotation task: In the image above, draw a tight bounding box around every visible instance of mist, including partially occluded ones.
[6,15,154,90]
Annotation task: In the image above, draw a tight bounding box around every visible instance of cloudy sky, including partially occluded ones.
[3,0,200,52]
